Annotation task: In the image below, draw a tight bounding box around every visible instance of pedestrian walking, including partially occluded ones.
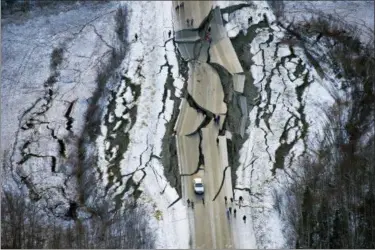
[187,198,190,207]
[168,30,172,38]
[202,197,205,205]
[239,196,243,203]
[191,19,194,26]
[191,201,194,209]
[229,207,232,214]
[175,5,179,11]
[135,33,138,41]
[243,215,247,223]
[186,19,190,27]
[234,208,237,217]
[216,138,219,145]
[180,2,184,8]
[224,196,227,204]
[230,197,233,203]
[208,26,211,32]
[226,209,230,218]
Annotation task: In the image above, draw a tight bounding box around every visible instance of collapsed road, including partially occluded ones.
[172,1,246,248]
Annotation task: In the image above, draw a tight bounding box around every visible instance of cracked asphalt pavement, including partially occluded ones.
[173,1,245,248]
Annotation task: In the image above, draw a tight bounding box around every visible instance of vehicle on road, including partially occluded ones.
[193,178,204,194]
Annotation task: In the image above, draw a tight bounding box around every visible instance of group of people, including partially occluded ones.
[186,195,247,223]
[224,195,247,223]
[186,19,194,27]
[174,2,195,28]
[175,2,184,11]
[187,197,205,209]
[134,29,173,43]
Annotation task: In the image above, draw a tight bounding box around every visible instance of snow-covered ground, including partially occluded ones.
[95,2,188,248]
[2,1,121,215]
[282,1,374,42]
[225,1,354,248]
[3,0,371,248]
[2,1,188,248]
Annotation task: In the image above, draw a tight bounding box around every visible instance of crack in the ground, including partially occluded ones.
[186,92,215,118]
[272,115,300,175]
[212,166,231,201]
[64,100,75,131]
[180,130,204,177]
[57,139,66,158]
[103,76,141,192]
[185,115,212,136]
[89,23,115,50]
[159,40,184,196]
[17,153,57,173]
[167,196,181,209]
[260,127,273,163]
[10,45,65,188]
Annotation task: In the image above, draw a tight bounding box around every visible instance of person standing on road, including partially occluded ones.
[216,138,219,145]
[202,197,205,205]
[187,199,190,207]
[191,201,194,209]
[224,196,227,204]
[186,19,190,27]
[168,30,172,38]
[243,215,247,223]
[229,207,232,214]
[234,208,237,217]
[230,197,233,203]
[180,2,184,8]
[135,33,138,41]
[226,209,230,219]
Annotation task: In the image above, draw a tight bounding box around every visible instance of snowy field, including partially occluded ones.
[2,0,372,249]
[2,1,121,216]
[95,1,188,248]
[222,0,370,248]
[2,1,188,248]
[282,1,374,42]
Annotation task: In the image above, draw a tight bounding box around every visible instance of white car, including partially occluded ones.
[193,178,204,194]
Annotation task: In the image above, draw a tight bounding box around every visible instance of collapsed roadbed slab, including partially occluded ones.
[175,98,206,136]
[188,62,227,114]
[210,37,244,75]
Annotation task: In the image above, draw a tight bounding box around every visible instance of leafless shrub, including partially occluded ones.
[50,47,64,70]
[267,0,284,20]
[1,189,155,248]
[273,8,375,248]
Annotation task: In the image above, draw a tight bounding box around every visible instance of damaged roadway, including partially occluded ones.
[172,1,245,248]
